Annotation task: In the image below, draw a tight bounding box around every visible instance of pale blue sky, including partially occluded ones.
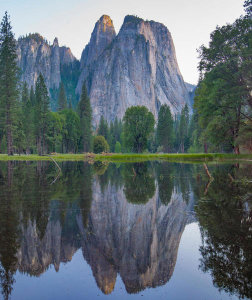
[0,0,245,84]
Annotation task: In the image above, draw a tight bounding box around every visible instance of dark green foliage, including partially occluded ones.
[114,141,121,153]
[34,74,50,155]
[108,118,123,152]
[21,82,34,153]
[0,12,19,156]
[78,83,92,152]
[93,135,109,154]
[47,111,64,152]
[98,116,109,140]
[157,104,174,152]
[60,109,80,153]
[123,106,155,153]
[179,104,189,153]
[57,82,67,111]
[195,15,252,153]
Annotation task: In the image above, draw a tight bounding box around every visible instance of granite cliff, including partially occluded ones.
[77,15,191,124]
[17,15,193,122]
[17,33,79,109]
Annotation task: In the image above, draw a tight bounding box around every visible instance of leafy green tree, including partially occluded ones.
[0,12,19,155]
[34,74,50,155]
[114,141,121,153]
[195,14,252,153]
[57,82,67,111]
[157,104,174,152]
[123,106,155,153]
[78,83,92,152]
[93,135,109,154]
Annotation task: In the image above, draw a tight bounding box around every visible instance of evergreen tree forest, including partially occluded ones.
[0,2,251,155]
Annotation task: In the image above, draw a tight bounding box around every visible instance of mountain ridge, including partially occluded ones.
[17,15,194,122]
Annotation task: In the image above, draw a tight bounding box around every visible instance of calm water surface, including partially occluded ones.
[0,161,251,300]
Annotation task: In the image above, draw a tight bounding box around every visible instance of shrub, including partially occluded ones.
[93,136,110,154]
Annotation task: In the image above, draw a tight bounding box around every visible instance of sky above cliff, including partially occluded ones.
[1,0,245,84]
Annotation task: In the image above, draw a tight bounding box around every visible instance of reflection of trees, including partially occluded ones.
[0,161,94,281]
[156,162,174,205]
[79,163,93,228]
[196,167,252,299]
[0,162,19,300]
[123,163,155,204]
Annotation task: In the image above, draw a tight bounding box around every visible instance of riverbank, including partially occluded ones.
[0,153,251,163]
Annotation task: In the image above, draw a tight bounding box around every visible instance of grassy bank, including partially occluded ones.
[94,153,252,163]
[0,153,251,163]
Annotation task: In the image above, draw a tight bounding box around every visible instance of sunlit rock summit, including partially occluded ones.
[17,15,193,122]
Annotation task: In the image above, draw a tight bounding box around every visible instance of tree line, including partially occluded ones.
[0,1,251,155]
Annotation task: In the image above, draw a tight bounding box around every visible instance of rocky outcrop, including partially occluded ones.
[80,15,116,69]
[17,33,76,89]
[77,15,191,125]
[17,16,193,122]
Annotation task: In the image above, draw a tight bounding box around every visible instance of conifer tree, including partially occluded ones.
[35,74,50,155]
[78,83,92,152]
[0,12,19,155]
[98,115,109,140]
[157,104,174,152]
[179,104,189,153]
[21,82,34,153]
[57,82,67,111]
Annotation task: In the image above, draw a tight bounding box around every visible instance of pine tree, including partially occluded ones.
[78,83,92,152]
[57,82,67,111]
[157,104,174,152]
[98,115,109,140]
[179,104,189,153]
[34,74,50,155]
[0,12,19,155]
[21,82,34,153]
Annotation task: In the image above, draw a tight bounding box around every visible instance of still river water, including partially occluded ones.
[0,161,251,300]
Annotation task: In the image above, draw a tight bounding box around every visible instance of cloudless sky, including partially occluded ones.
[0,0,245,84]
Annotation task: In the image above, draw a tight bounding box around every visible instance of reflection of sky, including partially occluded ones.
[12,223,238,300]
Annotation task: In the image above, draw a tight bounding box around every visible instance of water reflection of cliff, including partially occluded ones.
[0,161,194,298]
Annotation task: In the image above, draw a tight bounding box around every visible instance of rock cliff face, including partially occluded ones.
[77,15,191,125]
[80,15,116,69]
[17,34,76,89]
[17,16,192,121]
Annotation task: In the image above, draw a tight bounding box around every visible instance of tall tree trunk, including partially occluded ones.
[204,142,208,153]
[38,135,42,156]
[234,146,240,155]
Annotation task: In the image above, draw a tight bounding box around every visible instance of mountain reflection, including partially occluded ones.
[0,161,251,299]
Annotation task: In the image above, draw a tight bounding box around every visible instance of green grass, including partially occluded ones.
[0,154,86,161]
[94,153,252,163]
[0,153,251,163]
